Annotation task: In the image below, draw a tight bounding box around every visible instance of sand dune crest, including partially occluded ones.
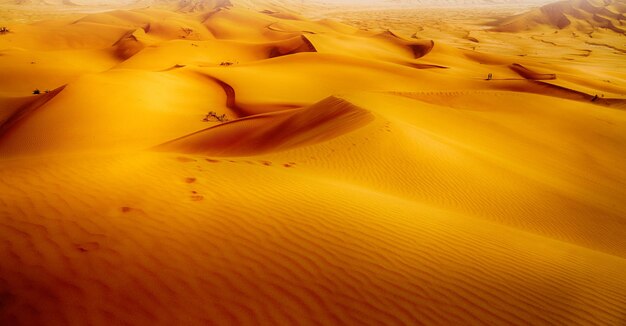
[155,96,374,156]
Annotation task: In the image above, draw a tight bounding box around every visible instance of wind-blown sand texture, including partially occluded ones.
[1,0,626,324]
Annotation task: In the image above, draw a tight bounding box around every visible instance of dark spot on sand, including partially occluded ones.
[76,242,100,252]
[191,195,204,202]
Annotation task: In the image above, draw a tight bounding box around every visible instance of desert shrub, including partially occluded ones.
[33,89,41,95]
[203,111,229,122]
[0,27,9,34]
[181,27,193,36]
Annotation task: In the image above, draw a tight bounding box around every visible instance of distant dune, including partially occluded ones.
[370,0,552,6]
[1,0,626,325]
[493,0,626,32]
[0,0,555,10]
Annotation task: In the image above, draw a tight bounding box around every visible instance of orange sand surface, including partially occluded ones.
[1,0,626,324]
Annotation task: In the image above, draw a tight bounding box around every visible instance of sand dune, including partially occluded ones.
[155,96,374,155]
[1,0,626,325]
[509,63,557,79]
[493,0,626,32]
[0,85,64,137]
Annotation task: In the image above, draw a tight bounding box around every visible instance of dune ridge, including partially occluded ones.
[509,63,557,80]
[0,86,65,138]
[493,0,626,32]
[155,96,374,156]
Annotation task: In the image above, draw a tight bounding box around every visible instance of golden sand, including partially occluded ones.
[1,0,625,324]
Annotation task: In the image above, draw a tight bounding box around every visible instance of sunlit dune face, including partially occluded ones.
[1,0,626,324]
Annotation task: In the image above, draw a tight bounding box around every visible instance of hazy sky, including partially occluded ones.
[273,0,556,8]
[299,0,551,3]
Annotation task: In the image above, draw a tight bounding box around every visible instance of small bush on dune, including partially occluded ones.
[203,111,229,123]
[33,89,41,95]
[0,27,10,34]
[181,27,193,38]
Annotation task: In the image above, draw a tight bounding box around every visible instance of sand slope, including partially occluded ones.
[493,0,626,32]
[1,0,626,325]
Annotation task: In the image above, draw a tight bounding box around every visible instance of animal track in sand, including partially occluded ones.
[183,156,300,170]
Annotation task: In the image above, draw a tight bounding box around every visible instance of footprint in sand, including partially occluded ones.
[190,194,204,201]
[119,207,148,218]
[76,242,100,253]
[190,191,204,201]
